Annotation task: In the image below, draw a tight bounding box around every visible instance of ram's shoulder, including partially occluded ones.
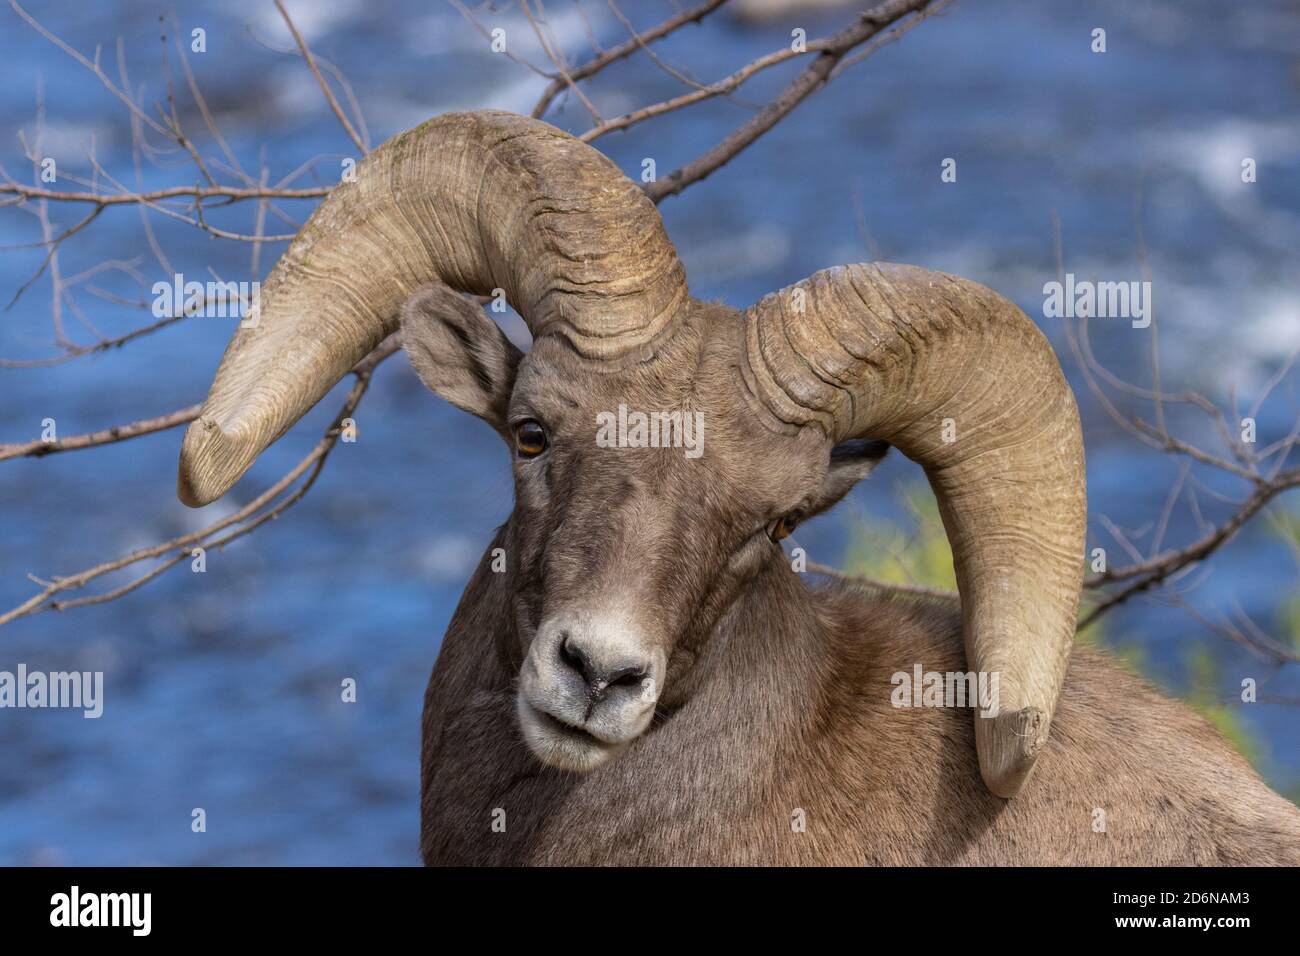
[1054,645,1241,757]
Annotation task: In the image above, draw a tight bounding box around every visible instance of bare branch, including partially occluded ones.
[273,0,369,154]
[604,0,713,95]
[643,0,937,202]
[0,359,381,628]
[581,34,813,142]
[8,0,172,141]
[521,0,602,123]
[0,183,331,206]
[1079,467,1300,629]
[0,406,200,462]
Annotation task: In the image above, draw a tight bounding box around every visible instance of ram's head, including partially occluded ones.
[177,111,1085,797]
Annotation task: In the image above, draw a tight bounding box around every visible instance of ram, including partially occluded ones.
[177,111,1300,866]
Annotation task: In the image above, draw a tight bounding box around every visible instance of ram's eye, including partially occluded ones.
[514,419,548,458]
[768,515,797,542]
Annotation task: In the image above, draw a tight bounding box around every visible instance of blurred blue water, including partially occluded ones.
[1,0,1298,864]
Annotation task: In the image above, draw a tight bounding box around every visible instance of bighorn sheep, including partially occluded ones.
[178,111,1300,865]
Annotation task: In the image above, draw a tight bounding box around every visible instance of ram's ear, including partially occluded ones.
[400,285,522,438]
[805,439,890,518]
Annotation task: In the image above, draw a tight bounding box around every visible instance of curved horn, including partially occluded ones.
[178,110,687,507]
[743,263,1085,797]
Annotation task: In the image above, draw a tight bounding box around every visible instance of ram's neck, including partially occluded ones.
[665,554,833,738]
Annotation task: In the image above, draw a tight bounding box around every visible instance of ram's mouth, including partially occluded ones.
[515,698,624,772]
[534,707,600,742]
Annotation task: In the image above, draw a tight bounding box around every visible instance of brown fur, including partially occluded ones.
[421,547,1300,865]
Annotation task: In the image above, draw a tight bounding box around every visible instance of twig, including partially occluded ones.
[530,0,728,118]
[520,0,602,123]
[0,405,200,461]
[449,0,556,81]
[273,0,369,154]
[581,34,817,142]
[8,0,172,141]
[604,0,713,96]
[0,183,331,205]
[807,561,957,601]
[1079,467,1300,629]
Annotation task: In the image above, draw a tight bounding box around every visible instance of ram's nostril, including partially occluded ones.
[558,634,582,673]
[559,635,595,683]
[555,634,649,698]
[607,665,648,689]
